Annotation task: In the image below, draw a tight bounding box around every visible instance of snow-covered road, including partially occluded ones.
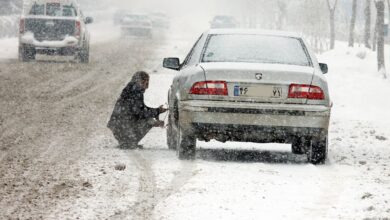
[0,26,389,220]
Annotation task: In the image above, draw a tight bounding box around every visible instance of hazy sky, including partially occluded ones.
[105,0,238,34]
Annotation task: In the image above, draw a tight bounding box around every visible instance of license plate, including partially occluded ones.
[234,85,282,98]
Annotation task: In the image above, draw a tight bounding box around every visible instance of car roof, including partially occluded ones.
[205,29,302,38]
[27,0,78,6]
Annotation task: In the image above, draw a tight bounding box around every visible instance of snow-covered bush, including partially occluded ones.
[356,50,367,60]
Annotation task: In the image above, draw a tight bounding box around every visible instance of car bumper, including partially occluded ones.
[179,100,331,141]
[121,27,152,36]
[20,35,79,48]
[21,44,79,56]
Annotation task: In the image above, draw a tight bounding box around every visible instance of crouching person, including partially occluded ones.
[107,71,167,149]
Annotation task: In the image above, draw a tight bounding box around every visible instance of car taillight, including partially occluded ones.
[19,18,25,34]
[190,81,228,96]
[288,84,325,100]
[75,20,81,37]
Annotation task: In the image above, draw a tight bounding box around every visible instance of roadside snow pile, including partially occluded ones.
[318,42,390,219]
[318,42,390,125]
[0,15,19,38]
[0,38,18,60]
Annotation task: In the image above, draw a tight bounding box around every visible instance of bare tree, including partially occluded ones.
[348,0,358,47]
[375,0,385,74]
[276,0,287,30]
[326,0,338,49]
[364,0,372,48]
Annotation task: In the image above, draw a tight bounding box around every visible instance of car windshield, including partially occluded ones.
[202,34,311,66]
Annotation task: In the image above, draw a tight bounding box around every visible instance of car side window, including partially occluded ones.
[181,34,203,69]
[29,3,45,15]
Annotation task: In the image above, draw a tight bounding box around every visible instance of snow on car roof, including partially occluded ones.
[26,0,78,5]
[205,29,302,38]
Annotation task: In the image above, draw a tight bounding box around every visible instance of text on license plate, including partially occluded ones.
[234,85,282,98]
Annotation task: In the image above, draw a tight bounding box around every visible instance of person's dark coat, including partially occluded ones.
[107,81,160,132]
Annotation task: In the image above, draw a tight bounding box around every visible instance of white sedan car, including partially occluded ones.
[163,29,331,164]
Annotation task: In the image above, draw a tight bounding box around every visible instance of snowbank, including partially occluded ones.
[0,15,19,38]
[318,42,390,128]
[0,38,18,60]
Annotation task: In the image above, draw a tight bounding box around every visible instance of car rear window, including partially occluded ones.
[29,3,45,15]
[28,3,77,17]
[47,3,77,17]
[202,34,311,66]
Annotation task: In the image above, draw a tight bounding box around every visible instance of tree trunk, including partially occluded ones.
[375,1,385,72]
[327,0,338,50]
[330,12,336,49]
[364,0,371,48]
[276,0,287,30]
[373,2,378,52]
[348,0,358,47]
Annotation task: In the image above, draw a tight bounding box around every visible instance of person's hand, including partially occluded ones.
[154,120,165,128]
[159,105,168,114]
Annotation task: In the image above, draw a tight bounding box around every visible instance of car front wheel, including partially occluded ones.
[166,112,177,150]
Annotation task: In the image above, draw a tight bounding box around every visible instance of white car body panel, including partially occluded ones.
[166,29,332,153]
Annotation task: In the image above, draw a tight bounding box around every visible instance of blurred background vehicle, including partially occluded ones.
[209,15,238,29]
[120,13,152,38]
[18,0,93,62]
[149,12,170,29]
[113,9,127,25]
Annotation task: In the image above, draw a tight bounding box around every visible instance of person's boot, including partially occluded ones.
[135,144,143,149]
[119,143,143,150]
[118,143,129,149]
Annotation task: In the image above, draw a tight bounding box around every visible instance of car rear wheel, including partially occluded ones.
[307,135,328,165]
[78,44,89,63]
[19,44,36,62]
[292,137,307,155]
[177,125,196,160]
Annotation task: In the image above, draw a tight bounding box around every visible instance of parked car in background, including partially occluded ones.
[120,14,152,38]
[210,15,238,29]
[163,29,331,164]
[18,0,93,62]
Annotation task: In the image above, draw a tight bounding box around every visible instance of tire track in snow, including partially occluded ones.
[300,165,348,219]
[115,151,196,220]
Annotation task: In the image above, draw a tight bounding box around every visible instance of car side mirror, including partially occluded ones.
[85,17,93,24]
[163,57,180,71]
[319,63,328,74]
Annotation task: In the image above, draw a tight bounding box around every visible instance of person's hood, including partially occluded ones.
[130,81,146,93]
